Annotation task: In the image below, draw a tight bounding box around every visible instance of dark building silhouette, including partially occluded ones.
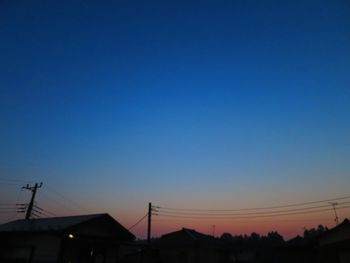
[0,213,134,263]
[154,228,234,263]
[276,219,350,263]
[318,218,350,263]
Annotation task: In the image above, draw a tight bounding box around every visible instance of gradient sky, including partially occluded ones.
[1,0,350,239]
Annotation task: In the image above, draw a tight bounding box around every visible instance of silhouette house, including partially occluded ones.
[154,228,233,263]
[0,213,134,263]
[318,218,350,263]
[277,218,350,263]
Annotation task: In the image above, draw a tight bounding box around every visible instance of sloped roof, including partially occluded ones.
[318,218,350,246]
[0,213,135,241]
[0,214,104,232]
[284,218,350,248]
[284,235,315,248]
[156,228,227,249]
[322,218,349,235]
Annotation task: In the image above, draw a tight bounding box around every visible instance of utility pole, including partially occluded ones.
[330,202,339,226]
[212,225,216,237]
[147,202,152,245]
[22,182,43,219]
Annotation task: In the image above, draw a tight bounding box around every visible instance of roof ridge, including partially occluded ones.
[183,228,197,240]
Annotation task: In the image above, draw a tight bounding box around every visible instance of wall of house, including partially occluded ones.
[339,250,350,263]
[158,247,226,263]
[198,248,220,263]
[159,248,198,263]
[1,234,61,263]
[0,245,33,263]
[74,221,114,238]
[276,248,317,263]
[104,247,118,263]
[235,249,256,262]
[61,237,119,263]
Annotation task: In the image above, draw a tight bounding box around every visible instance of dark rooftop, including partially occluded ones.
[0,213,135,241]
[156,228,228,249]
[0,213,106,232]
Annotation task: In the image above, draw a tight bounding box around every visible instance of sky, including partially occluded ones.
[1,0,350,239]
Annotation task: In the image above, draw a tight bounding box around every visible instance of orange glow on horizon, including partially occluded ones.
[127,209,350,240]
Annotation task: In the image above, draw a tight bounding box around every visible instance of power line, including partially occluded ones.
[33,205,43,211]
[39,190,78,214]
[31,212,41,219]
[3,187,25,222]
[44,184,91,213]
[155,201,350,216]
[152,216,331,223]
[155,194,350,212]
[40,210,57,217]
[34,205,57,217]
[156,204,350,220]
[43,209,57,216]
[128,213,148,230]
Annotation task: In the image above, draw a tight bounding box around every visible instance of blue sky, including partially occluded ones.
[1,0,350,237]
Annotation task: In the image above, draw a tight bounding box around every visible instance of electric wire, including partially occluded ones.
[45,184,92,213]
[2,181,91,219]
[40,208,57,217]
[128,213,148,230]
[154,201,350,216]
[155,194,350,212]
[2,187,25,222]
[156,204,350,220]
[39,190,78,214]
